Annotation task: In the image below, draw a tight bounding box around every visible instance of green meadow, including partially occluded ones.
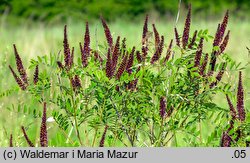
[0,15,249,146]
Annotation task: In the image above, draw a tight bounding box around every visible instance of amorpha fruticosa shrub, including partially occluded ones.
[8,5,249,147]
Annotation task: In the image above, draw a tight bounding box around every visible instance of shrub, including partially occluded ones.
[7,5,249,147]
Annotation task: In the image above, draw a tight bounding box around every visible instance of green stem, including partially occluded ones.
[164,134,175,146]
[84,125,90,146]
[66,126,74,143]
[91,128,98,147]
[156,119,164,146]
[146,121,155,145]
[199,118,202,144]
[69,78,83,146]
[60,127,74,145]
[174,132,178,146]
[72,98,83,146]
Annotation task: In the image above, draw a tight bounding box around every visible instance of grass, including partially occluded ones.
[0,18,249,146]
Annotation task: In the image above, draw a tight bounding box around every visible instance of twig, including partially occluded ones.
[175,0,182,26]
[109,96,134,146]
[164,134,175,146]
[91,128,98,147]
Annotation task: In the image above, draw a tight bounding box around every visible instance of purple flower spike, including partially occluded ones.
[182,4,191,49]
[237,71,245,122]
[160,96,166,118]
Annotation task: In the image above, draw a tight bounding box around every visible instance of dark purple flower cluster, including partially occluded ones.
[213,24,221,47]
[121,37,127,57]
[70,75,82,92]
[163,39,173,64]
[226,95,236,120]
[152,24,160,50]
[194,37,204,67]
[40,102,48,147]
[209,62,226,88]
[83,22,90,57]
[80,22,91,68]
[159,96,166,118]
[237,71,245,122]
[9,134,13,147]
[221,71,246,147]
[126,47,135,74]
[13,44,28,85]
[10,45,40,90]
[127,78,138,91]
[136,51,142,63]
[150,36,164,64]
[209,11,230,74]
[94,51,103,63]
[112,36,120,71]
[174,28,180,47]
[57,61,64,69]
[116,54,128,80]
[142,14,149,45]
[105,49,114,78]
[220,131,232,147]
[199,53,209,76]
[9,65,26,90]
[101,16,113,49]
[182,4,191,49]
[141,15,149,60]
[220,30,230,54]
[33,65,39,85]
[21,126,35,147]
[188,30,197,49]
[80,42,88,67]
[63,25,72,70]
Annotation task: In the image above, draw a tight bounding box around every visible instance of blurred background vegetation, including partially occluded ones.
[0,0,250,24]
[0,0,249,146]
